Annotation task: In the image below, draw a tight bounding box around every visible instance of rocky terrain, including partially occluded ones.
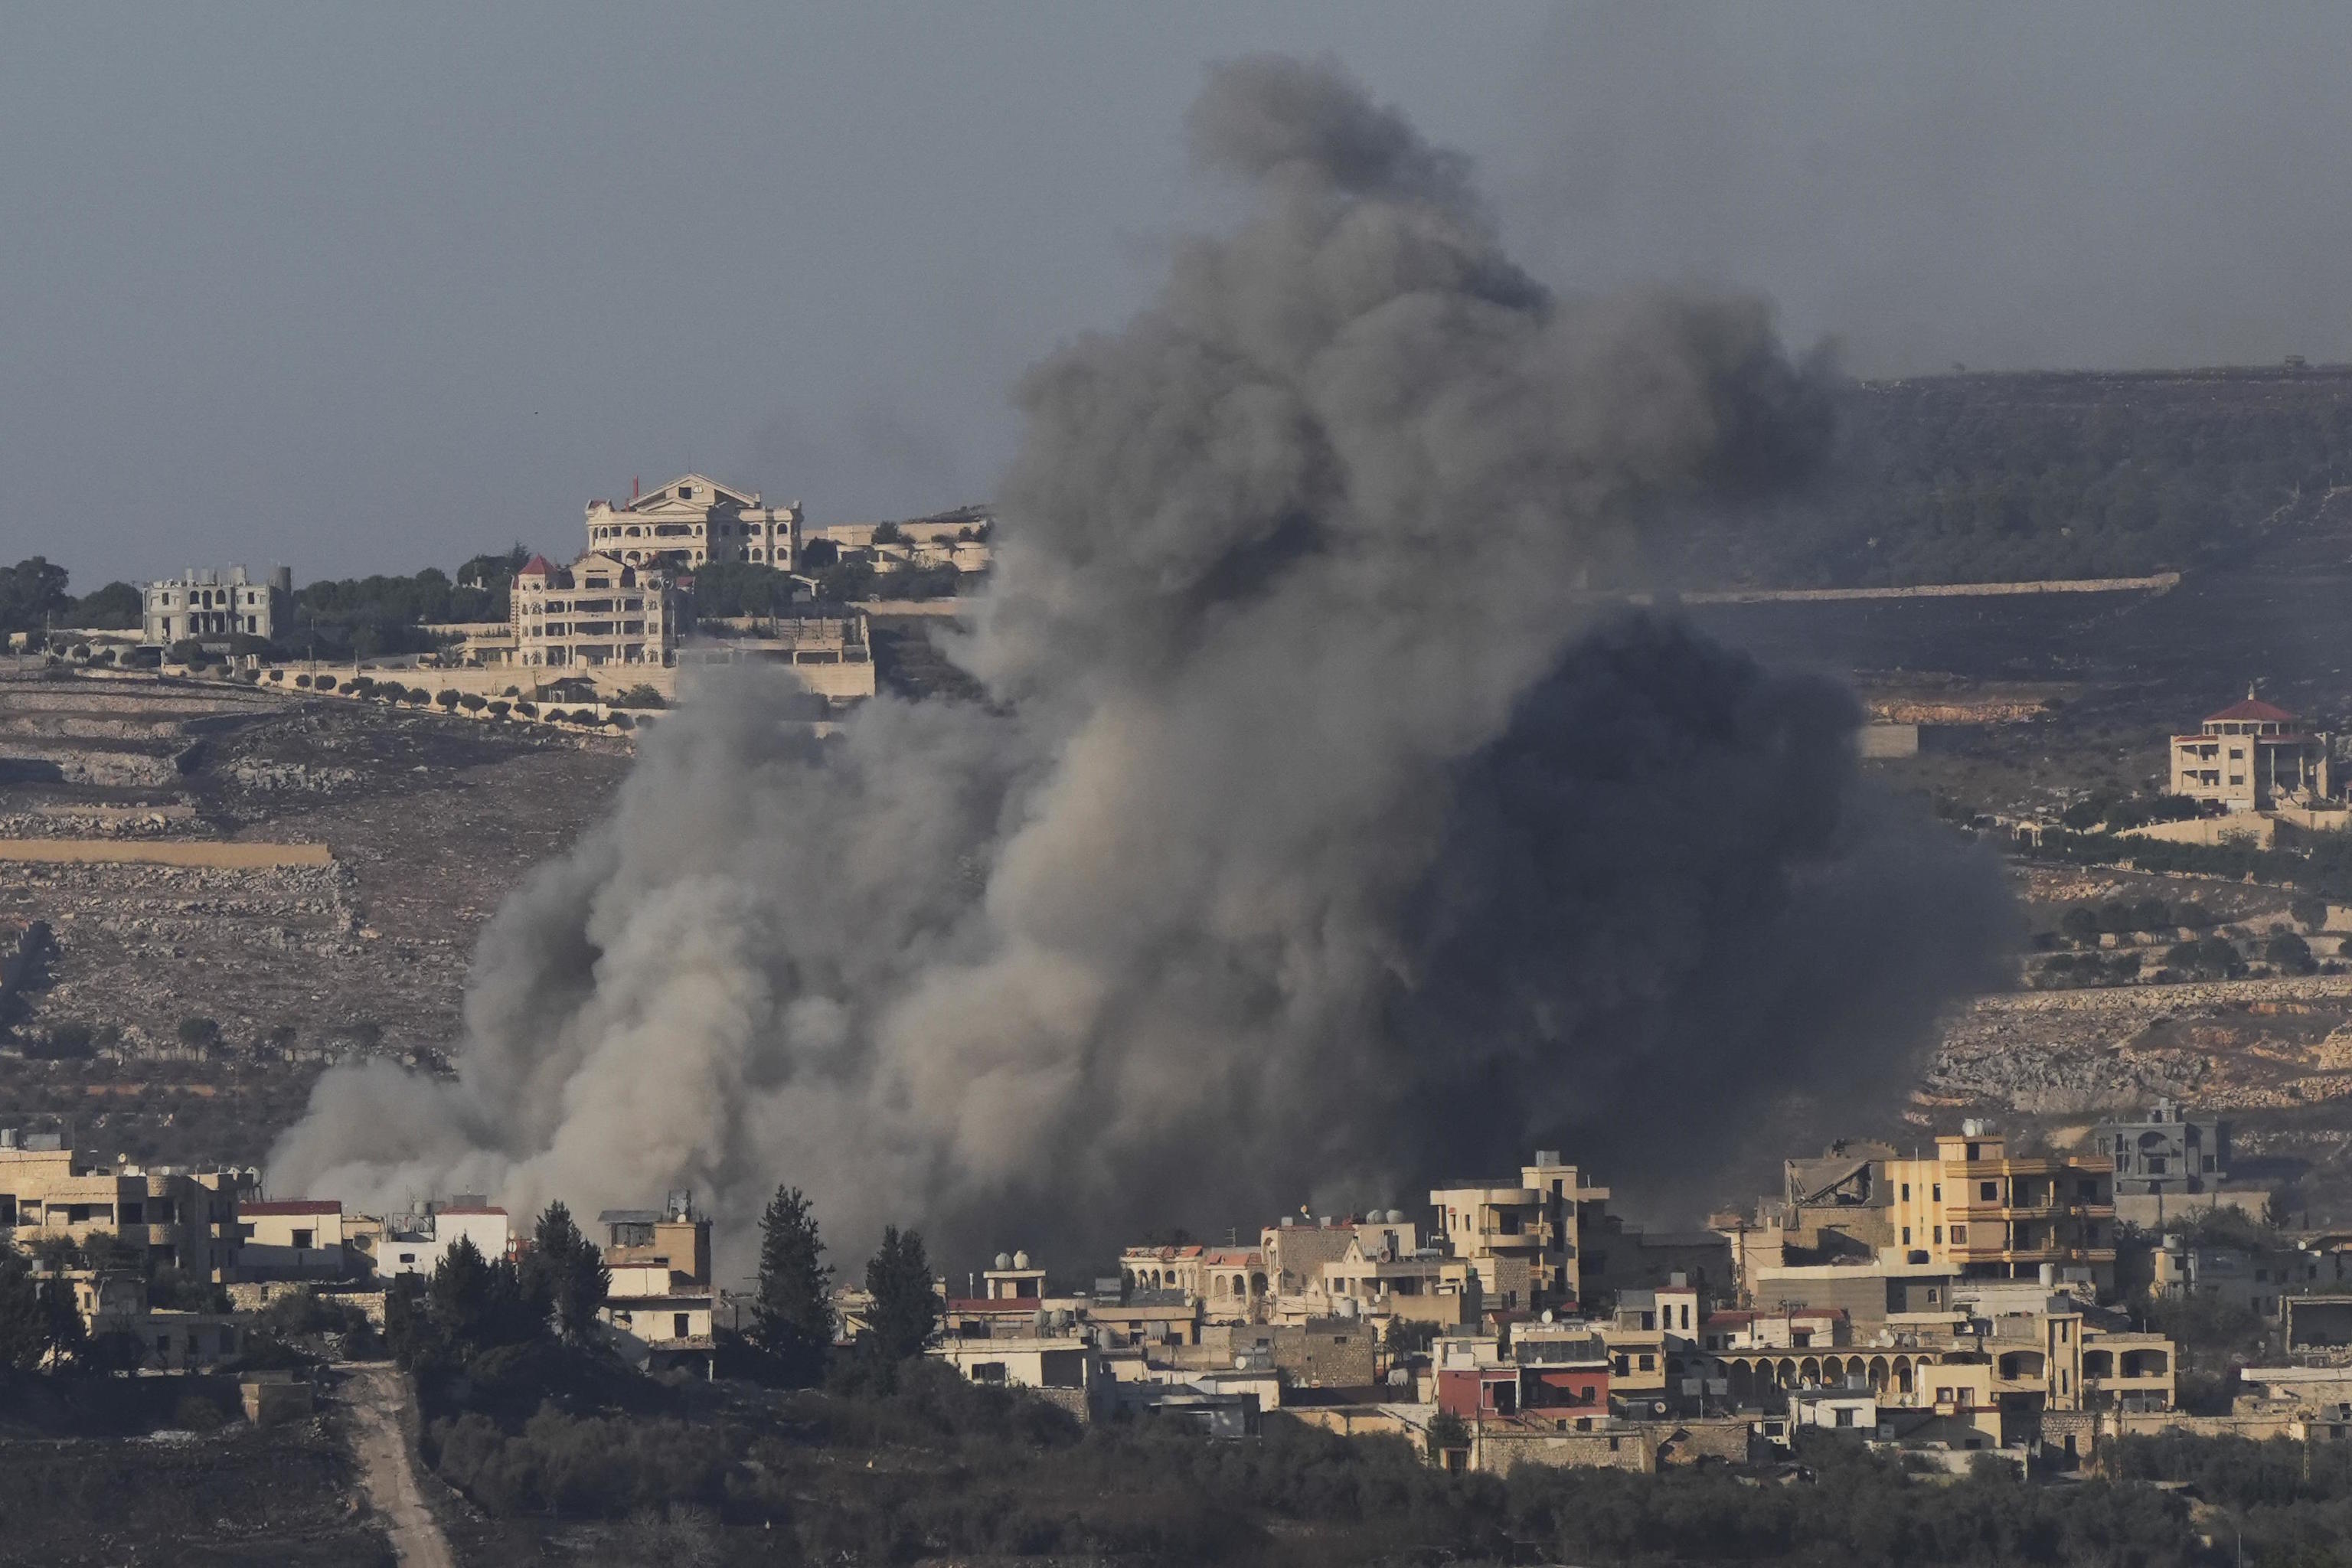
[0,668,629,1164]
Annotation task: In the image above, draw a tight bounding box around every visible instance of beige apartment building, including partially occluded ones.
[1880,1123,2118,1292]
[586,473,800,570]
[1432,1152,1612,1313]
[505,551,681,672]
[0,1132,253,1280]
[2170,690,2332,812]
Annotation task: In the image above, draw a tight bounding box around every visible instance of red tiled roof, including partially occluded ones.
[240,1200,340,1216]
[518,554,556,577]
[2205,697,2297,724]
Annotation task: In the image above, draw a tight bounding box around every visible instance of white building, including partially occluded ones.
[143,565,292,645]
[586,474,800,570]
[368,1202,511,1280]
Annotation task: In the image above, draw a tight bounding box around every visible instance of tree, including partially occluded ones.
[2265,931,2317,975]
[753,1186,833,1385]
[434,688,461,710]
[2291,894,2330,932]
[0,1250,47,1370]
[1427,1409,1469,1461]
[862,1226,939,1366]
[459,693,486,713]
[0,557,72,635]
[175,1016,220,1052]
[71,580,142,630]
[520,1201,609,1344]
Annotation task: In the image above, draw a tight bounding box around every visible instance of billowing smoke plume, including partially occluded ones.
[270,57,2008,1265]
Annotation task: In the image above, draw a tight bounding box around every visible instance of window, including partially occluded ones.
[1901,1183,1910,1200]
[1951,1226,1968,1244]
[674,1312,691,1338]
[1932,1184,1942,1202]
[292,1229,313,1250]
[1933,1227,1943,1244]
[1980,1181,1999,1202]
[398,1252,416,1265]
[1902,1228,1911,1245]
[1638,1354,1655,1371]
[1835,1406,1854,1427]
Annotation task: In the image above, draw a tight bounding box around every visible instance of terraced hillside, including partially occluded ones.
[0,668,628,1165]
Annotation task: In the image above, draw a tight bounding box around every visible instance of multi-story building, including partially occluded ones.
[1880,1122,2118,1291]
[2170,688,2333,812]
[1321,1234,1477,1328]
[2097,1099,2229,1196]
[0,1130,252,1280]
[598,1191,715,1377]
[505,551,681,673]
[586,474,800,571]
[142,565,291,645]
[1432,1152,1614,1313]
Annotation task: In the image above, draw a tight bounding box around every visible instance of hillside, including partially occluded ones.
[1679,366,2352,589]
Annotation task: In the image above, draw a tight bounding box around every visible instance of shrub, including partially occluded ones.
[486,701,509,718]
[459,693,486,713]
[313,675,337,692]
[435,689,461,710]
[293,673,313,688]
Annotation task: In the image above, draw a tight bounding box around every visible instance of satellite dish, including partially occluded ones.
[994,1252,1011,1270]
[1541,1309,1554,1324]
[1013,1250,1030,1269]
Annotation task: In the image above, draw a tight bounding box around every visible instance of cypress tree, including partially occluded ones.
[753,1185,833,1385]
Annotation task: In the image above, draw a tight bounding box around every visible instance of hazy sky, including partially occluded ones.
[7,3,2351,585]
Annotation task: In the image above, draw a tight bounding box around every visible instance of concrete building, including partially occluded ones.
[597,1191,715,1377]
[675,606,877,704]
[1321,1234,1477,1328]
[2096,1099,2228,1196]
[1880,1122,2118,1291]
[586,474,800,571]
[356,1200,512,1281]
[505,551,681,673]
[236,1199,348,1279]
[2170,689,2333,812]
[0,1131,253,1280]
[1432,1152,1612,1314]
[930,1330,1102,1419]
[142,566,291,645]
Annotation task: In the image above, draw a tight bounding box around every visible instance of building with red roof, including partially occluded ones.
[2169,684,2333,812]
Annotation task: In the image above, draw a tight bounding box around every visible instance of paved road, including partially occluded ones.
[340,1363,456,1568]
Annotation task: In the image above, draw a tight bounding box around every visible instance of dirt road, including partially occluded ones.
[340,1363,456,1568]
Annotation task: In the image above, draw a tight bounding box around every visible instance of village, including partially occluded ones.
[7,1093,2351,1488]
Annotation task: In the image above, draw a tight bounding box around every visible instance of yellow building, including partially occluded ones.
[2170,690,2332,812]
[1880,1123,2117,1292]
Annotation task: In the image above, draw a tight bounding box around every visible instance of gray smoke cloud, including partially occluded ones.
[270,56,2007,1269]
